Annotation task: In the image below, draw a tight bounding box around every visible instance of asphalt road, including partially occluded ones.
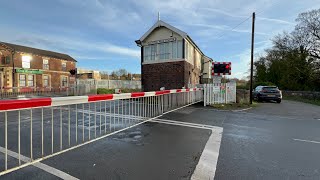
[1,100,320,179]
[215,101,320,179]
[161,100,320,179]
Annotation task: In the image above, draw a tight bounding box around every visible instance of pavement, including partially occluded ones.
[0,100,320,179]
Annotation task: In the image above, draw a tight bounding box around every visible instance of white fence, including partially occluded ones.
[204,83,236,105]
[0,88,203,175]
[77,79,141,89]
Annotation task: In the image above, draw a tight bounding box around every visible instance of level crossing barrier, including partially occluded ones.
[0,88,203,175]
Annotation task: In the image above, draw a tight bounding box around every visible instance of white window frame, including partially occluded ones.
[22,55,31,69]
[62,62,67,71]
[43,74,50,87]
[43,59,49,70]
[142,40,184,64]
[61,76,68,87]
[19,74,26,87]
[27,74,34,87]
[150,44,156,61]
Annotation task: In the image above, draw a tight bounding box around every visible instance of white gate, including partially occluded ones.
[204,83,236,106]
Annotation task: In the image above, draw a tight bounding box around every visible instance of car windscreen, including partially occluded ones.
[262,87,279,91]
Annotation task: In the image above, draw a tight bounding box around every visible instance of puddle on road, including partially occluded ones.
[112,128,149,146]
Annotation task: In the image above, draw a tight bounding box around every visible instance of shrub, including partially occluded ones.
[97,88,114,94]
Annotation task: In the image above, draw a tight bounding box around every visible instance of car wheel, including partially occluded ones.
[257,97,262,102]
[276,99,281,103]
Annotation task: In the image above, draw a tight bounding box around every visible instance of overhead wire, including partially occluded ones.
[215,15,252,39]
[215,0,281,39]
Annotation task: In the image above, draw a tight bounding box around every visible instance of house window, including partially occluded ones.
[22,55,31,68]
[27,75,34,87]
[172,42,177,59]
[43,59,49,70]
[61,76,68,87]
[144,40,182,62]
[177,40,183,58]
[150,44,156,60]
[159,43,165,60]
[144,46,151,62]
[143,44,157,62]
[62,62,67,71]
[166,42,171,59]
[19,74,26,87]
[43,75,50,87]
[159,42,170,60]
[5,56,11,64]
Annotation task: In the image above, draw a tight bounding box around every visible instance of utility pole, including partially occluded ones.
[249,12,255,104]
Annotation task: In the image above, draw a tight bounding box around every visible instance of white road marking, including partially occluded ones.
[191,127,223,180]
[150,118,223,180]
[0,147,79,180]
[152,119,217,130]
[293,138,320,144]
[150,120,212,130]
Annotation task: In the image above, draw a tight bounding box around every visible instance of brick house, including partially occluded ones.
[0,42,76,91]
[135,20,211,91]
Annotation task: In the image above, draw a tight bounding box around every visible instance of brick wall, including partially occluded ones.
[2,52,76,88]
[142,61,200,91]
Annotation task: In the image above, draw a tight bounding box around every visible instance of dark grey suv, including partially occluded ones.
[253,86,282,103]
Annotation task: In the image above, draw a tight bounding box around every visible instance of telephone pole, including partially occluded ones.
[249,12,255,104]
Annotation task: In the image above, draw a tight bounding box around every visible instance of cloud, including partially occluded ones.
[176,22,268,40]
[201,7,295,25]
[200,7,248,18]
[4,32,140,59]
[256,17,295,25]
[100,44,140,58]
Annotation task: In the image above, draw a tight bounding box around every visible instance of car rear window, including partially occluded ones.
[263,87,278,91]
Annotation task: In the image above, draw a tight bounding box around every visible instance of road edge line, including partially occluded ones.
[0,147,79,180]
[191,127,223,180]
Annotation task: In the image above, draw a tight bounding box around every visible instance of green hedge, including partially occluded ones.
[97,88,142,94]
[121,88,142,93]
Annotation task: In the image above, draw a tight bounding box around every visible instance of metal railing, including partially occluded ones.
[0,88,203,175]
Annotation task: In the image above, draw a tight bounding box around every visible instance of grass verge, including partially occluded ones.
[283,96,320,106]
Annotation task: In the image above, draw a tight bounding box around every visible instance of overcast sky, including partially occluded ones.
[1,0,320,79]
